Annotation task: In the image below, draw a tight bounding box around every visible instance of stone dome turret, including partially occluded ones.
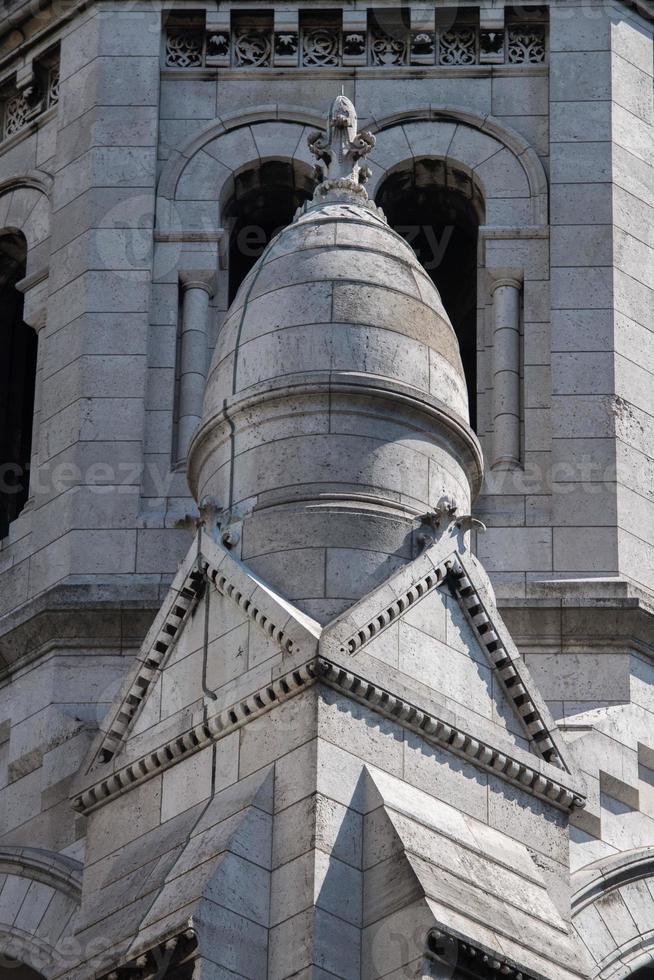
[188,96,483,623]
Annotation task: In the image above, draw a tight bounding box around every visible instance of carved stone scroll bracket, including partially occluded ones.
[416,495,486,552]
[197,496,241,552]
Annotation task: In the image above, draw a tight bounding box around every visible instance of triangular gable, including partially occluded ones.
[321,533,572,773]
[451,551,572,769]
[80,529,321,777]
[87,537,206,768]
[73,526,582,820]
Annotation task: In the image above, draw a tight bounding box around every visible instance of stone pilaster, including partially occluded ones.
[33,4,162,595]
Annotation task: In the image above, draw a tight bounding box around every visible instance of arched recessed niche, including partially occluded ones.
[0,230,36,538]
[221,159,316,302]
[376,158,483,429]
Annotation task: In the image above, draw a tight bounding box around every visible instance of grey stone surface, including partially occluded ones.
[0,8,651,978]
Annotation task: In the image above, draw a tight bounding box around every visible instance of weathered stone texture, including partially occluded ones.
[0,3,651,977]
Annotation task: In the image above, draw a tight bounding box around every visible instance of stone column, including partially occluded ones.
[177,271,214,462]
[490,277,521,470]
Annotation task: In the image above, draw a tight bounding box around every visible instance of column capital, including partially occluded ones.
[489,275,522,296]
[179,269,215,296]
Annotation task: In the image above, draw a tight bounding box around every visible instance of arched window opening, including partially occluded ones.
[0,960,46,980]
[223,160,316,303]
[0,231,36,539]
[376,159,483,429]
[630,968,654,979]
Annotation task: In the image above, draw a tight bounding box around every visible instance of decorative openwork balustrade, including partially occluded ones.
[1,63,59,141]
[164,22,547,69]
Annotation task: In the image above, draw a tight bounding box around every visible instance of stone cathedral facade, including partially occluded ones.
[0,0,653,978]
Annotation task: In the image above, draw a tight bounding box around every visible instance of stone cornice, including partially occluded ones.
[72,652,583,816]
[426,929,539,980]
[337,548,563,768]
[448,557,562,766]
[205,560,308,656]
[0,0,651,57]
[316,658,583,811]
[74,533,582,815]
[0,579,164,682]
[72,658,319,814]
[95,564,206,764]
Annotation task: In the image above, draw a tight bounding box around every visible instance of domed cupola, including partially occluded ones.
[188,96,483,623]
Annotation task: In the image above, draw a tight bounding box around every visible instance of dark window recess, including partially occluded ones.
[0,233,36,538]
[223,160,316,303]
[376,158,483,430]
[0,961,47,980]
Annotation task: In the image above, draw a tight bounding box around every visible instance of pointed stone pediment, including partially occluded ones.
[362,768,590,980]
[73,527,583,819]
[73,530,321,811]
[67,524,588,980]
[321,532,574,775]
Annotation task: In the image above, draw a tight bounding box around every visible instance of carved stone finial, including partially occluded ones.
[307,94,377,206]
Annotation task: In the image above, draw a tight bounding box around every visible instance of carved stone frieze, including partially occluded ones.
[370,27,408,65]
[3,92,30,137]
[163,18,550,69]
[233,30,272,66]
[301,27,340,65]
[165,31,203,67]
[47,66,59,106]
[1,54,60,141]
[508,25,547,63]
[438,27,477,65]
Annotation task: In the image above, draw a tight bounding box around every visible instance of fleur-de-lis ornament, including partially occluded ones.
[307,95,376,204]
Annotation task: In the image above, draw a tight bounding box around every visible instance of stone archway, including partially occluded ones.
[572,849,654,978]
[0,846,81,979]
[220,157,316,302]
[0,173,51,534]
[366,108,548,226]
[375,157,485,429]
[157,104,548,232]
[151,104,549,487]
[0,171,52,278]
[157,105,323,233]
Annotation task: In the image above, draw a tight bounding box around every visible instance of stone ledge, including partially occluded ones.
[0,577,166,680]
[72,652,585,817]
